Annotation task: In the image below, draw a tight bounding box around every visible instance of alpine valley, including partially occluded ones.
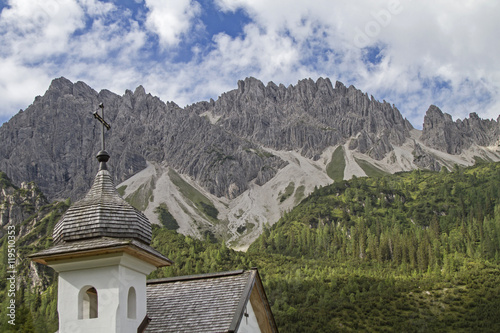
[1,77,500,332]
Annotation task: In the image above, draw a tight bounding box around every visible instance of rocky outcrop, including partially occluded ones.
[412,143,441,171]
[420,105,500,154]
[0,172,48,228]
[0,78,147,200]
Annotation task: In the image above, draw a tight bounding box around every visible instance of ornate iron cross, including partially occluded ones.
[93,103,111,151]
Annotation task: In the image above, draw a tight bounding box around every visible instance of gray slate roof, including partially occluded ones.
[53,168,152,245]
[146,270,257,333]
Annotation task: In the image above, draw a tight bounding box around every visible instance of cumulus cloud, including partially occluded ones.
[0,0,85,59]
[144,0,202,47]
[0,0,147,120]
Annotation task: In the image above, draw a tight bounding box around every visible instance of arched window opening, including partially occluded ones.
[79,286,98,319]
[127,287,137,319]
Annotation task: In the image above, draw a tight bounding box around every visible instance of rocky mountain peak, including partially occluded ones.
[422,105,452,127]
[469,112,480,121]
[316,77,335,95]
[0,77,285,201]
[134,85,147,96]
[421,105,499,154]
[47,77,74,94]
[73,80,96,97]
[237,76,265,92]
[203,77,413,160]
[334,80,347,91]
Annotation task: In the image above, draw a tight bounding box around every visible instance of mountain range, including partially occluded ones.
[1,77,499,248]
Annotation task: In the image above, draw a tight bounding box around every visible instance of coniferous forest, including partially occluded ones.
[1,162,500,332]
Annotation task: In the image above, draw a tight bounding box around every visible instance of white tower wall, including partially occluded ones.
[49,252,156,333]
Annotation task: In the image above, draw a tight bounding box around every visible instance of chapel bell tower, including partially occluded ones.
[30,105,171,332]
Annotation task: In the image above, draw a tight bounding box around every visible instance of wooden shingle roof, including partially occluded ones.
[145,269,278,333]
[53,167,152,245]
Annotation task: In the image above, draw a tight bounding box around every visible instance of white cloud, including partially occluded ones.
[0,58,52,115]
[144,0,201,47]
[79,0,115,16]
[0,0,148,120]
[0,0,85,58]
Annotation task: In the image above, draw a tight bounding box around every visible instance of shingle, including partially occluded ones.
[53,169,152,245]
[145,270,254,333]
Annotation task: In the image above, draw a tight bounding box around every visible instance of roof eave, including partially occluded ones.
[228,269,257,332]
[30,242,172,268]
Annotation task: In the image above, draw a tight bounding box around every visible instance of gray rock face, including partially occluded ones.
[421,105,500,154]
[191,77,413,160]
[0,78,147,200]
[412,142,441,171]
[0,77,285,201]
[0,173,48,228]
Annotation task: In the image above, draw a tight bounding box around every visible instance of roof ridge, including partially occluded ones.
[146,269,246,285]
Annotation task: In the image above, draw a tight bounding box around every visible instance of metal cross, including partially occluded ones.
[93,103,111,151]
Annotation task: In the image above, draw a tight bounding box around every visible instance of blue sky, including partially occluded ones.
[0,0,499,129]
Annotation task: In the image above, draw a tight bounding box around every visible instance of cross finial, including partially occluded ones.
[93,103,111,151]
[93,103,111,170]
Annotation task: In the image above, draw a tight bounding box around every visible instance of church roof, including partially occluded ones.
[29,237,172,267]
[52,151,152,245]
[145,269,278,333]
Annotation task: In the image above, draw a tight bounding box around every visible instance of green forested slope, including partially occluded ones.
[0,200,69,332]
[1,162,500,332]
[247,162,500,332]
[251,162,500,261]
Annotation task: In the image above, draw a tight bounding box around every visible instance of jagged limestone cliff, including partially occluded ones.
[0,77,285,201]
[421,105,500,154]
[191,77,413,160]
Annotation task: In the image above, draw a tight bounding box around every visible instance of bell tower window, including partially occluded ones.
[79,286,98,319]
[127,287,137,319]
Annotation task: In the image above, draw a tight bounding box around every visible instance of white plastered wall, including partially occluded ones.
[237,300,261,333]
[49,252,156,333]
